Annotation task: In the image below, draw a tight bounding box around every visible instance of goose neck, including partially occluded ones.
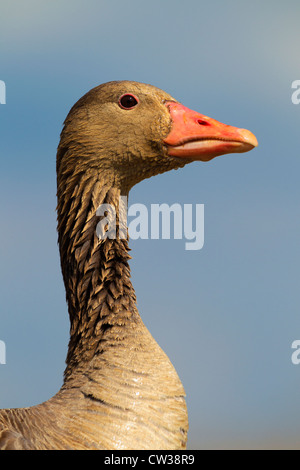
[57,174,138,378]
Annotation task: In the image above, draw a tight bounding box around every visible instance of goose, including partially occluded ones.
[0,81,257,450]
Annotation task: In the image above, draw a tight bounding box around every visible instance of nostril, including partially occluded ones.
[197,119,210,126]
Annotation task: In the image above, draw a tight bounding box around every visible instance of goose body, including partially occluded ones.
[0,81,257,450]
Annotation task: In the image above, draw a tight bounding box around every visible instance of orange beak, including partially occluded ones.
[164,101,258,161]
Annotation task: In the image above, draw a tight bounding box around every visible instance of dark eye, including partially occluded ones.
[119,93,139,110]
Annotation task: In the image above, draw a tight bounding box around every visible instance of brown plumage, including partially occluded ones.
[0,81,257,450]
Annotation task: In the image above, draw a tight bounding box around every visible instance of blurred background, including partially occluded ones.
[0,0,300,450]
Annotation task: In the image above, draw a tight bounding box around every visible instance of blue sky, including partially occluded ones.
[1,0,300,449]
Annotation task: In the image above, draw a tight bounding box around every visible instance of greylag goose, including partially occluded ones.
[0,81,257,450]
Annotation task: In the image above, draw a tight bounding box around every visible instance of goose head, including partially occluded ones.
[57,80,258,192]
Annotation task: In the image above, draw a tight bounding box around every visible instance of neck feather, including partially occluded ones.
[57,171,138,378]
